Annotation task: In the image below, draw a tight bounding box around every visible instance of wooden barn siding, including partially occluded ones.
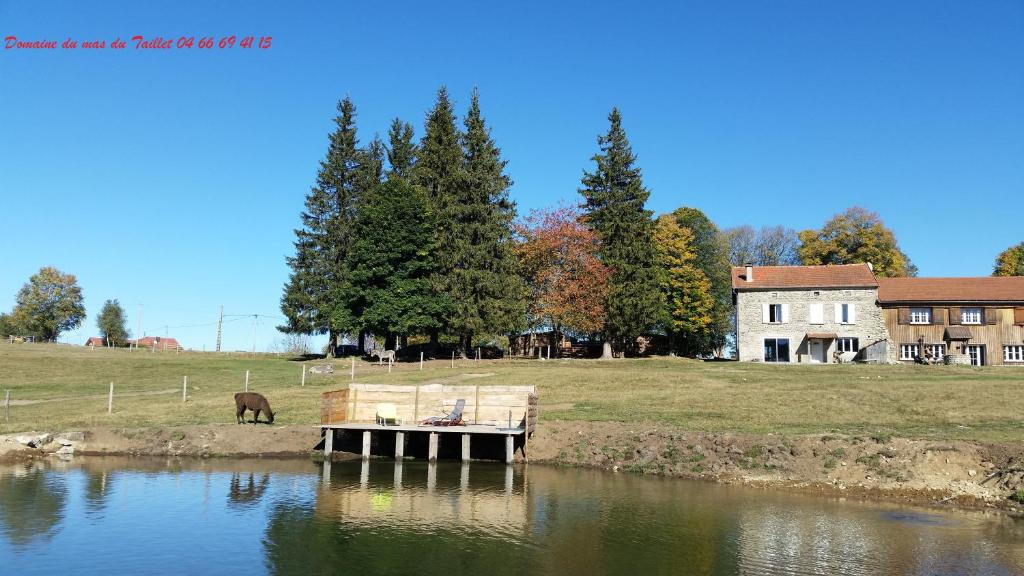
[883,307,1024,365]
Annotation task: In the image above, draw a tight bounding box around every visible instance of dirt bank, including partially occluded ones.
[3,421,1023,512]
[529,421,1024,512]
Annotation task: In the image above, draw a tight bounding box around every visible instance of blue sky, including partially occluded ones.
[1,0,1022,351]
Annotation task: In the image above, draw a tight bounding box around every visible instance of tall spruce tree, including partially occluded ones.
[442,88,526,355]
[280,97,364,356]
[579,108,662,357]
[386,119,417,180]
[414,87,465,345]
[670,207,732,357]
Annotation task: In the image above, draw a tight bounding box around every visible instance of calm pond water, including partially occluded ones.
[1,457,1022,575]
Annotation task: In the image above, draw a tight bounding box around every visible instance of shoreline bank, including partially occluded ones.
[2,421,1022,513]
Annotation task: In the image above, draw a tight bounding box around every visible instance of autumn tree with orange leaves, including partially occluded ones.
[515,206,611,347]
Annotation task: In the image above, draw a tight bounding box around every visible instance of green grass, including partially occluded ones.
[1,342,1023,442]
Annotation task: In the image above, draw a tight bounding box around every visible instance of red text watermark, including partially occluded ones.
[4,35,273,51]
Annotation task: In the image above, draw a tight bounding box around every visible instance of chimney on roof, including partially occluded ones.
[744,264,753,282]
[867,262,874,272]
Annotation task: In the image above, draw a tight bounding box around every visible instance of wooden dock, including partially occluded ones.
[319,383,537,464]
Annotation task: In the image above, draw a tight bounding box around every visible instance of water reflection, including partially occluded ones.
[0,462,67,547]
[229,473,270,508]
[0,457,1022,576]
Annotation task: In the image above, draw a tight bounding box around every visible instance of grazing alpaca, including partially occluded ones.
[235,392,275,424]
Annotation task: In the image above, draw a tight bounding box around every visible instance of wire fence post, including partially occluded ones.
[301,364,306,387]
[351,358,355,381]
[420,351,424,371]
[451,351,455,369]
[4,390,10,422]
[182,376,188,402]
[245,370,249,392]
[107,382,114,414]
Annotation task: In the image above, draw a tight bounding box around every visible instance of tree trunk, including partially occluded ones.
[400,335,408,349]
[327,329,339,358]
[357,332,366,354]
[385,332,396,351]
[601,340,614,359]
[459,333,472,359]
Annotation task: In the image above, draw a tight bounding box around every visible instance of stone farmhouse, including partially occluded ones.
[733,264,1024,365]
[732,264,888,363]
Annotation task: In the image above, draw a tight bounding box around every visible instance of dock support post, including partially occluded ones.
[428,432,438,462]
[322,460,331,485]
[360,458,369,487]
[427,461,437,493]
[505,464,513,494]
[460,462,470,491]
[362,430,371,459]
[461,433,471,462]
[394,461,403,489]
[395,431,405,460]
[505,434,514,465]
[323,428,334,458]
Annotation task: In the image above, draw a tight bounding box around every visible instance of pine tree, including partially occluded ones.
[670,207,732,357]
[386,118,417,180]
[280,97,363,356]
[442,88,527,355]
[413,87,465,345]
[653,215,714,356]
[579,108,662,357]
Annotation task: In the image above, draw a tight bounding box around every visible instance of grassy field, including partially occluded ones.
[1,341,1022,442]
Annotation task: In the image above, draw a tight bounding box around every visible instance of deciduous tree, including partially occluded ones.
[654,215,714,356]
[346,177,441,344]
[11,266,85,341]
[993,242,1024,276]
[725,225,800,266]
[798,207,916,277]
[669,207,732,357]
[579,108,662,357]
[516,206,610,342]
[96,299,129,346]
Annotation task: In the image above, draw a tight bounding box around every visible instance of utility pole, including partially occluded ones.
[135,304,142,351]
[251,314,257,358]
[215,305,223,352]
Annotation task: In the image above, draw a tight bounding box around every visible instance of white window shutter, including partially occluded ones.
[809,303,823,324]
[762,304,770,323]
[834,303,843,323]
[781,304,790,324]
[848,303,856,324]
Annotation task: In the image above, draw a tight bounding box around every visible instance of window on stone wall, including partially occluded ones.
[764,338,790,362]
[837,338,859,353]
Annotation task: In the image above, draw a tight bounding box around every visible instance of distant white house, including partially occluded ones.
[732,264,889,363]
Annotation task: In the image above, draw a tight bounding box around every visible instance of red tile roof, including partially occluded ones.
[132,336,182,349]
[877,277,1024,303]
[732,264,878,289]
[85,337,104,347]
